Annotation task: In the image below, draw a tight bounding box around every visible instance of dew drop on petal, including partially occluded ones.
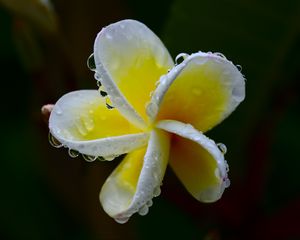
[94,72,101,81]
[100,90,108,97]
[175,53,189,65]
[114,217,129,224]
[96,80,102,87]
[217,143,227,155]
[105,98,114,109]
[146,199,153,207]
[55,106,62,115]
[225,160,229,173]
[224,178,231,188]
[48,132,63,148]
[103,155,118,161]
[153,186,161,197]
[87,53,96,71]
[97,156,106,161]
[105,33,113,40]
[236,64,242,71]
[68,149,79,158]
[146,102,158,117]
[138,205,149,216]
[82,154,97,162]
[214,52,227,59]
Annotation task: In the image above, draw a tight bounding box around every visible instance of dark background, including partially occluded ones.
[1,0,299,239]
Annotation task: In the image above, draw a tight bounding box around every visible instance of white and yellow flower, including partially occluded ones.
[49,19,245,223]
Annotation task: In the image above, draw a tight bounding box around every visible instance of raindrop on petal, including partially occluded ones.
[236,65,242,71]
[103,155,118,161]
[48,132,63,148]
[94,72,101,81]
[96,80,102,87]
[146,199,153,207]
[214,52,227,59]
[82,154,97,162]
[217,143,227,155]
[105,98,114,109]
[225,160,229,172]
[97,156,105,161]
[55,106,62,115]
[105,33,113,39]
[138,205,149,216]
[153,186,161,197]
[87,53,96,71]
[100,90,107,97]
[175,53,189,65]
[224,178,231,188]
[146,102,158,117]
[114,217,129,224]
[68,149,79,158]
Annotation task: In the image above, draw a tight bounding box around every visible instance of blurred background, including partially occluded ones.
[0,0,299,239]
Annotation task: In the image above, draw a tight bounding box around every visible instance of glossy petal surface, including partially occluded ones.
[157,120,229,202]
[151,52,245,132]
[94,19,174,125]
[49,90,148,158]
[100,129,170,221]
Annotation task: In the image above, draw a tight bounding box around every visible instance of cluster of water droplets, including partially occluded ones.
[49,132,63,148]
[87,53,114,110]
[216,142,231,188]
[49,132,117,162]
[113,183,162,224]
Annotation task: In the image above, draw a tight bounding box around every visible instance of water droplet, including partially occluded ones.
[48,132,63,148]
[214,52,226,59]
[153,186,161,197]
[82,154,97,162]
[87,53,96,71]
[138,205,149,216]
[217,143,227,154]
[68,149,79,158]
[94,72,101,81]
[175,53,189,65]
[55,106,62,115]
[99,90,107,97]
[105,98,114,109]
[105,33,113,39]
[236,65,242,71]
[75,121,88,136]
[103,155,117,161]
[96,80,102,87]
[114,217,129,224]
[97,156,105,161]
[225,160,229,172]
[146,102,158,117]
[146,200,153,207]
[224,178,231,188]
[82,117,94,131]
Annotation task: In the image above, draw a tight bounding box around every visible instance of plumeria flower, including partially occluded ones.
[48,19,245,223]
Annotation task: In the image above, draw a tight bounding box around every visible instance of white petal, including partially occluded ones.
[49,90,148,159]
[148,51,245,129]
[100,129,170,222]
[157,120,229,202]
[93,19,173,127]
